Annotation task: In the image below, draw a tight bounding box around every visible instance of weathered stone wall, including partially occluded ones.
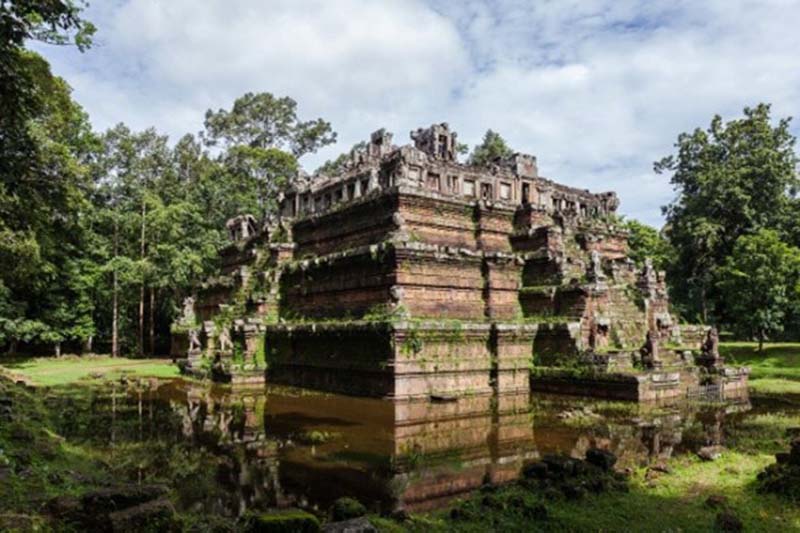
[395,245,485,320]
[475,204,515,252]
[279,246,395,319]
[398,192,477,249]
[265,322,395,397]
[263,321,533,400]
[484,256,523,319]
[292,193,398,258]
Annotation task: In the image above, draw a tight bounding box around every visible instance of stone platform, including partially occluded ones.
[263,320,534,400]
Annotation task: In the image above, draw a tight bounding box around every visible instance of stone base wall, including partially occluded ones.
[529,366,743,403]
[265,322,395,397]
[264,321,534,400]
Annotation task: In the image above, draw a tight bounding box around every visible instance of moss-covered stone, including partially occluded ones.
[330,497,367,521]
[244,509,320,533]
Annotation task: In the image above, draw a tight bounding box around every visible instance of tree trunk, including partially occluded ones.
[149,286,155,356]
[8,339,18,357]
[139,285,145,355]
[758,330,765,353]
[700,286,708,325]
[139,199,146,356]
[55,342,61,358]
[83,335,93,354]
[112,216,119,358]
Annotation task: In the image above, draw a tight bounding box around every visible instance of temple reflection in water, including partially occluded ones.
[50,379,751,518]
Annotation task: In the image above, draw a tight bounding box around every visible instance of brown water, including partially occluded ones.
[42,379,767,518]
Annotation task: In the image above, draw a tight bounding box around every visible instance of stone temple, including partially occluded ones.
[173,123,748,402]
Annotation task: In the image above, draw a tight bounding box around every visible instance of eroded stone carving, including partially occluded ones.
[218,327,233,353]
[188,328,201,352]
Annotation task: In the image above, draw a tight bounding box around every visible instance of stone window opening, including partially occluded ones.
[347,183,356,200]
[481,183,493,200]
[464,179,476,197]
[521,183,530,204]
[335,188,343,203]
[447,175,459,193]
[361,178,370,195]
[500,182,511,201]
[325,193,332,208]
[426,172,441,191]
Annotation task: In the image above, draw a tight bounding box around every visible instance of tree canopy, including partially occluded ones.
[658,103,799,323]
[469,129,513,166]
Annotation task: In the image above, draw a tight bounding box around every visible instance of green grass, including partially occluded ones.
[0,354,180,386]
[721,342,800,396]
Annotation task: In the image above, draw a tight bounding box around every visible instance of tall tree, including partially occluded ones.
[657,104,799,323]
[469,129,513,166]
[718,229,800,351]
[0,52,98,354]
[203,92,336,220]
[0,1,96,355]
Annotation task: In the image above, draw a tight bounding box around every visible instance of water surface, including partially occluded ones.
[43,379,775,518]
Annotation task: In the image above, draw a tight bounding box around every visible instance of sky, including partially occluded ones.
[33,0,800,227]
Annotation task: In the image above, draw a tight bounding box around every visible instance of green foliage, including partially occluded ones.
[717,230,800,348]
[401,327,424,355]
[624,219,673,270]
[469,129,513,166]
[0,49,99,353]
[315,140,367,176]
[253,337,266,368]
[0,1,96,50]
[657,103,799,323]
[204,92,335,157]
[201,92,337,221]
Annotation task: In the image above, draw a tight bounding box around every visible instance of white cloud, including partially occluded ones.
[32,0,800,227]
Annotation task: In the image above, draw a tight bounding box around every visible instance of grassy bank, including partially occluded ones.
[0,355,180,386]
[721,342,800,396]
[380,409,800,532]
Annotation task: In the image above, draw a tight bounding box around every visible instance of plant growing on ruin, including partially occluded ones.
[469,129,514,166]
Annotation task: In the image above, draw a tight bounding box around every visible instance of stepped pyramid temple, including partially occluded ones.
[172,123,749,401]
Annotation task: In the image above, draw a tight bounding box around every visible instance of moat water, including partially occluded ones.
[41,379,782,518]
